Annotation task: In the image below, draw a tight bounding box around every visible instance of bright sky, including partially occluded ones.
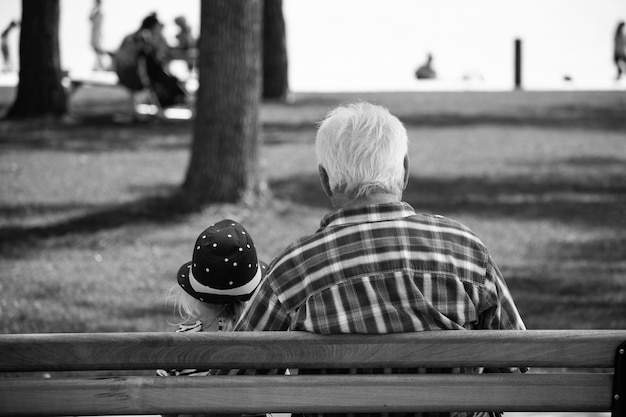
[1,0,625,90]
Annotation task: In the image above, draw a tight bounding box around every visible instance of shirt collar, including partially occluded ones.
[319,201,417,229]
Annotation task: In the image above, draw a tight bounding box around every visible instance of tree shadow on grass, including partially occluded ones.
[261,104,626,140]
[0,114,193,153]
[0,187,193,250]
[395,103,626,132]
[0,202,104,218]
[269,162,626,229]
[405,178,625,229]
[262,92,626,134]
[505,256,626,329]
[2,162,622,249]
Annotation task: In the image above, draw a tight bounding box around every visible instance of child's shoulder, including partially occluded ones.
[174,320,203,333]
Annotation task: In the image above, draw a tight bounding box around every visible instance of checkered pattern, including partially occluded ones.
[232,202,525,417]
[235,202,525,335]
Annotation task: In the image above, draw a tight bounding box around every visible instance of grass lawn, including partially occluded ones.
[0,86,625,333]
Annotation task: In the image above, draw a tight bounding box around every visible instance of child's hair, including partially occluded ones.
[166,283,245,331]
[167,283,207,322]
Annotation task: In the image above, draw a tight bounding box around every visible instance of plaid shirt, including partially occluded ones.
[233,202,525,417]
[235,202,525,334]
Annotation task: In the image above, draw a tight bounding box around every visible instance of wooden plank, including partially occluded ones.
[0,374,612,416]
[1,330,625,372]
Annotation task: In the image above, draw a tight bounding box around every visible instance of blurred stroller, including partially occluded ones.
[113,13,191,119]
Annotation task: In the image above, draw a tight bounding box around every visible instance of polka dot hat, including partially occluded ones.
[177,219,267,304]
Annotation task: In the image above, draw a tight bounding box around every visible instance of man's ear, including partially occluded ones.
[319,165,333,198]
[403,155,410,190]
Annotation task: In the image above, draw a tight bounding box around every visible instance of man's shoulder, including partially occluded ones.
[269,229,325,269]
[408,212,482,239]
[407,213,492,273]
[270,211,488,271]
[274,211,484,252]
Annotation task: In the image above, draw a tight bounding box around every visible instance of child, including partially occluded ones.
[158,219,267,378]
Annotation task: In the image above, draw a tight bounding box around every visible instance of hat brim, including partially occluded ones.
[177,261,268,304]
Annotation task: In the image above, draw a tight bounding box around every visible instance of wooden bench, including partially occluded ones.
[0,330,625,416]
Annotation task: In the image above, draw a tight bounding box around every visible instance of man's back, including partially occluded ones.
[236,202,523,335]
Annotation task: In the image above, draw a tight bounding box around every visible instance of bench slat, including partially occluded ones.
[0,374,612,415]
[1,330,624,371]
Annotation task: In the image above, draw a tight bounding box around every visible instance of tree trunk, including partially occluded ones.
[6,0,67,119]
[263,0,289,100]
[182,0,263,206]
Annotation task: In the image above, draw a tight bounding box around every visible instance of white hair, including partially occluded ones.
[315,102,408,199]
[165,284,243,331]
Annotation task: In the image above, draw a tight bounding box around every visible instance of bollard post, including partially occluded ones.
[514,38,522,90]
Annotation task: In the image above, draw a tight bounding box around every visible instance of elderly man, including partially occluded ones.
[235,102,526,416]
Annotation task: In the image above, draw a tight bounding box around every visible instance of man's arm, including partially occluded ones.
[478,254,526,331]
[478,254,528,373]
[219,272,292,376]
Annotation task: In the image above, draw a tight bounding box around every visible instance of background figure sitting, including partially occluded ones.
[415,53,437,80]
[113,12,187,110]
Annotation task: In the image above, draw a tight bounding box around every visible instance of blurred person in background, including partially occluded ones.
[1,20,19,73]
[172,15,196,71]
[89,0,109,71]
[614,21,626,80]
[415,53,437,80]
[113,12,187,109]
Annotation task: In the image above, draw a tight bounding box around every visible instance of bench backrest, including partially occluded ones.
[0,330,625,416]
